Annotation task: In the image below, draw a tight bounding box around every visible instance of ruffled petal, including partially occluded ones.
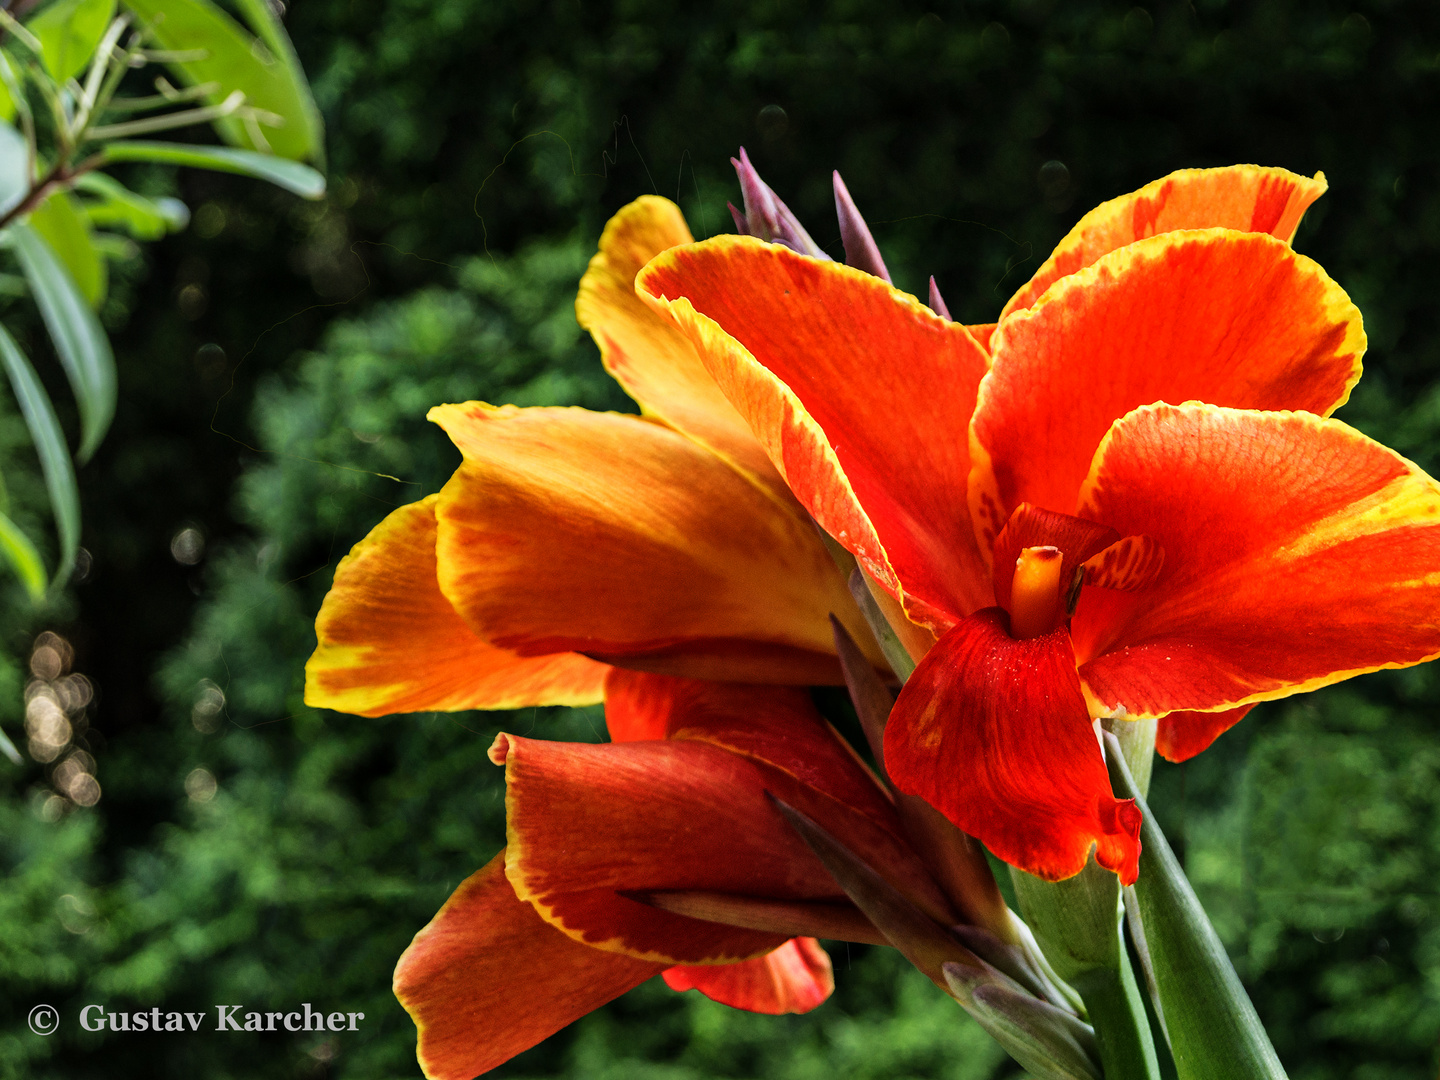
[639,236,993,630]
[575,196,778,485]
[1073,404,1440,717]
[394,852,663,1080]
[431,403,877,684]
[1156,705,1255,763]
[663,937,833,1014]
[495,730,949,963]
[1002,165,1327,318]
[885,609,1141,884]
[305,496,607,715]
[970,229,1365,557]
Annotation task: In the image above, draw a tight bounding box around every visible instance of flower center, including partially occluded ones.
[1008,546,1066,639]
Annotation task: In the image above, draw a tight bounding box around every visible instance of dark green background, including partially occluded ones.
[3,0,1440,1077]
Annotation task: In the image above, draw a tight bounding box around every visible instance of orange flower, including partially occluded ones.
[638,166,1440,884]
[393,672,975,1080]
[303,196,885,718]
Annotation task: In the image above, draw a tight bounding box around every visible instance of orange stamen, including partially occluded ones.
[1008,546,1065,639]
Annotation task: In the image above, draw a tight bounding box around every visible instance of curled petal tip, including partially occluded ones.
[833,171,892,283]
[928,276,952,320]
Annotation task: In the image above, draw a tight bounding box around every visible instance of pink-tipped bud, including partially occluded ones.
[928,276,953,321]
[730,147,830,259]
[833,172,891,283]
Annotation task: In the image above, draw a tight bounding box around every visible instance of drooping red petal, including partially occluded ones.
[885,609,1141,884]
[430,402,879,684]
[1002,165,1328,318]
[639,237,994,629]
[663,937,833,1014]
[970,230,1365,558]
[1073,404,1440,717]
[1156,705,1255,763]
[575,196,780,487]
[394,851,663,1080]
[601,669,895,823]
[305,496,608,716]
[495,730,950,963]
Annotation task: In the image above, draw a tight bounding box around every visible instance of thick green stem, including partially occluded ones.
[1071,955,1161,1080]
[1012,862,1160,1080]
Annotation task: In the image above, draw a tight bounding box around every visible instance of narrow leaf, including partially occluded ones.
[0,508,47,600]
[100,140,325,198]
[121,0,323,162]
[0,121,26,216]
[29,190,107,306]
[0,321,80,581]
[0,723,22,765]
[9,221,116,462]
[1103,730,1288,1080]
[75,172,189,239]
[847,567,916,681]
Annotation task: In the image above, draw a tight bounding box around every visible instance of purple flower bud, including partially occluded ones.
[729,147,830,260]
[928,276,953,321]
[833,172,891,283]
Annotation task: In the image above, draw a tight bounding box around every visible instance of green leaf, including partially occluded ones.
[100,140,325,198]
[120,0,323,162]
[75,171,189,239]
[9,221,116,462]
[227,0,324,168]
[1103,731,1288,1080]
[0,507,47,600]
[27,0,117,83]
[0,320,80,583]
[28,189,107,306]
[0,120,26,216]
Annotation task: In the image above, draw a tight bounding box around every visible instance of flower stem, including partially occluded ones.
[1071,955,1161,1080]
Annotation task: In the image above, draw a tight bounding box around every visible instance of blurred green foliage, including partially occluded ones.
[2,1,1440,1078]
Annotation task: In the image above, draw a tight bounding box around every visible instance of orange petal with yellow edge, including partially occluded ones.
[305,496,607,716]
[576,196,779,486]
[394,850,663,1080]
[970,229,1365,557]
[885,609,1141,884]
[1073,404,1440,718]
[430,403,877,684]
[1002,165,1327,318]
[663,937,833,1014]
[1156,705,1255,763]
[639,237,993,629]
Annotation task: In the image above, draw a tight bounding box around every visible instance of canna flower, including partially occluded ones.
[303,194,888,719]
[638,165,1440,885]
[393,671,1000,1080]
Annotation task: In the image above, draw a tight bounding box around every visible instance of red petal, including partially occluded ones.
[970,230,1365,558]
[496,728,949,963]
[663,937,833,1014]
[1156,705,1255,763]
[1002,165,1327,318]
[431,403,877,684]
[639,237,994,629]
[1074,404,1440,716]
[394,851,663,1080]
[576,196,780,487]
[305,496,607,715]
[884,610,1141,884]
[601,669,896,823]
